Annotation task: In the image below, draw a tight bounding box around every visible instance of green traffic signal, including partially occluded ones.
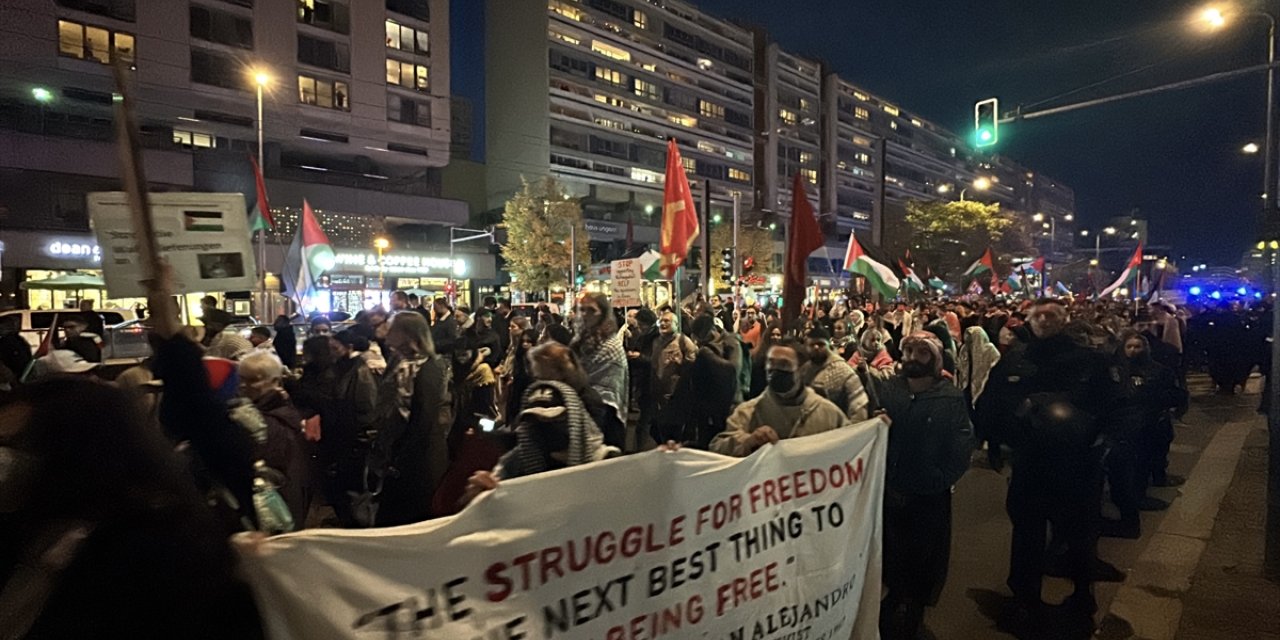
[974,97,999,148]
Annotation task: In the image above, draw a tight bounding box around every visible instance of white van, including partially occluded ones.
[0,309,137,359]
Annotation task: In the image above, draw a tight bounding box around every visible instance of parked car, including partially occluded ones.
[0,309,149,364]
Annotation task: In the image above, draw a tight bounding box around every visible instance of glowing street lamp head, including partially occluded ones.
[1200,6,1227,29]
[1032,213,1045,222]
[31,87,53,103]
[936,184,952,194]
[373,237,390,250]
[973,177,992,191]
[1064,214,1074,222]
[1244,142,1260,154]
[252,70,271,87]
[1104,226,1117,235]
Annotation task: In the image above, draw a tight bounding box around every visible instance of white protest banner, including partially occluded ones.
[88,192,257,298]
[239,419,887,640]
[611,258,643,308]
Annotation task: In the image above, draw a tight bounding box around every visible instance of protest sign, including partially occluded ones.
[87,192,257,298]
[239,419,887,640]
[610,258,643,308]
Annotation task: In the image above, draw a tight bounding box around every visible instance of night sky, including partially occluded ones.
[454,1,1268,264]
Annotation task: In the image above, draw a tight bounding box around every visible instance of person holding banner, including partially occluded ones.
[711,339,852,457]
[860,332,973,640]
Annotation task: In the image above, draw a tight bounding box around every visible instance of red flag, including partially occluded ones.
[782,172,825,329]
[659,140,699,279]
[34,312,58,358]
[1031,256,1046,273]
[249,154,275,229]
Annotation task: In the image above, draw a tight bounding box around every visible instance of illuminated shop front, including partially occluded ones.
[0,231,234,323]
[312,248,497,313]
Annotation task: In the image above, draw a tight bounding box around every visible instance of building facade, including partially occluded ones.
[0,0,487,314]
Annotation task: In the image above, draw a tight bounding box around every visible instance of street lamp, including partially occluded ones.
[1245,142,1262,154]
[31,87,54,103]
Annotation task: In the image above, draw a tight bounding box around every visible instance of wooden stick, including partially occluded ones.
[112,60,178,339]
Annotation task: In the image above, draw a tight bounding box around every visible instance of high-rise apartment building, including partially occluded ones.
[0,0,495,313]
[487,0,756,260]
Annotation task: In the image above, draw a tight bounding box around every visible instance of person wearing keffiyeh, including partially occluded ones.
[571,292,628,449]
[460,380,618,504]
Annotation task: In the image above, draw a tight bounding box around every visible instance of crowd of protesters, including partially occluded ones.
[1,275,1270,637]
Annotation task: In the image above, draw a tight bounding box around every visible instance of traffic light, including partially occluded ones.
[974,97,999,148]
[742,255,755,274]
[575,264,585,286]
[720,247,734,273]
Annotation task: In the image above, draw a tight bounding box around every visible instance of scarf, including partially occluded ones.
[500,380,609,480]
[392,355,429,421]
[576,330,629,420]
[957,326,1001,405]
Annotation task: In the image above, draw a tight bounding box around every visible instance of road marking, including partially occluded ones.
[1102,417,1256,639]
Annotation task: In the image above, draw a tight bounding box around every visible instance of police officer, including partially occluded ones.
[980,298,1121,628]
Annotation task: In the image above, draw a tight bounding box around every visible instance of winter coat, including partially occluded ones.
[869,376,974,495]
[798,355,870,421]
[372,354,452,526]
[252,389,314,525]
[711,387,851,457]
[650,332,697,402]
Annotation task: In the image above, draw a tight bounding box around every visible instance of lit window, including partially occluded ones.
[668,114,697,128]
[641,62,656,72]
[853,91,869,101]
[550,29,581,45]
[682,157,696,173]
[799,151,813,165]
[699,99,724,119]
[728,167,751,183]
[57,19,135,66]
[855,152,871,165]
[882,104,899,116]
[633,9,647,29]
[852,135,872,147]
[911,118,923,127]
[298,74,350,110]
[549,0,583,20]
[386,59,429,91]
[779,108,798,125]
[594,93,625,108]
[799,98,811,111]
[385,19,428,54]
[173,130,216,149]
[633,78,658,100]
[591,40,630,61]
[890,121,898,130]
[594,66,626,87]
[801,169,817,184]
[854,107,869,120]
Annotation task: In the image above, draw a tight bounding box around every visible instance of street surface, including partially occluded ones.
[929,374,1280,640]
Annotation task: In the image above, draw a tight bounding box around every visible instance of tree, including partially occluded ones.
[903,200,1032,277]
[500,177,589,294]
[709,223,776,285]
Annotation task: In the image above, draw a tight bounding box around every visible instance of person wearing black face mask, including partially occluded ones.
[859,332,973,640]
[460,380,618,505]
[710,339,851,457]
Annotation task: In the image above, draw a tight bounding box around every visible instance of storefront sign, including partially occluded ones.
[585,221,619,239]
[329,274,366,288]
[88,192,257,298]
[610,258,642,307]
[239,421,887,640]
[45,240,101,262]
[333,251,467,277]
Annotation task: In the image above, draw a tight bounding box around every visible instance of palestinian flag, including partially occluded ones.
[1006,273,1023,291]
[928,276,947,291]
[183,210,225,232]
[898,258,925,291]
[249,154,275,233]
[1100,244,1143,297]
[281,200,335,300]
[962,247,995,279]
[843,234,900,299]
